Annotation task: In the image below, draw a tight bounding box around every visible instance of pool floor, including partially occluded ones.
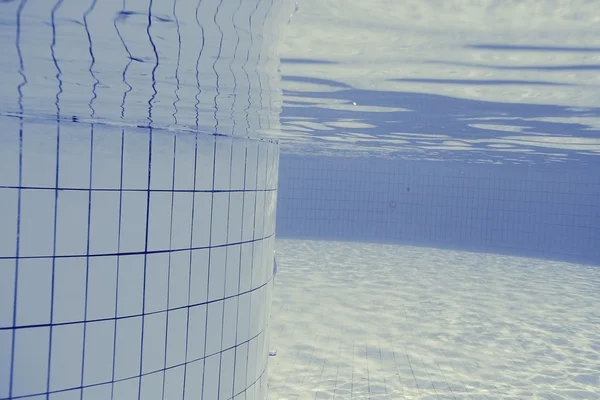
[267,239,600,399]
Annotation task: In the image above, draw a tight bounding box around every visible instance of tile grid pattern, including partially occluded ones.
[277,155,600,264]
[0,118,279,400]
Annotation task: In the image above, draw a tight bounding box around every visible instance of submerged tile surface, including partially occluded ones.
[268,239,600,399]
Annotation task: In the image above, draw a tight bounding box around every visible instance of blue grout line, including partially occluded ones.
[0,185,276,193]
[161,132,178,400]
[137,0,160,385]
[0,328,269,400]
[0,234,274,261]
[0,276,273,331]
[244,137,262,391]
[110,126,127,400]
[182,131,200,399]
[231,140,249,397]
[79,126,94,400]
[201,135,219,399]
[217,139,234,399]
[80,1,99,396]
[8,1,28,397]
[137,124,154,400]
[46,0,64,395]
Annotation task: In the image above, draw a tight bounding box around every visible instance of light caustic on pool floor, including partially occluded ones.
[267,239,600,400]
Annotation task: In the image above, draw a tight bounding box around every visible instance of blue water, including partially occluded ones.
[275,1,600,166]
[1,1,600,399]
[272,0,600,265]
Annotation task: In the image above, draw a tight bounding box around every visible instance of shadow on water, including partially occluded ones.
[424,59,600,71]
[465,43,600,52]
[275,59,600,266]
[279,74,600,165]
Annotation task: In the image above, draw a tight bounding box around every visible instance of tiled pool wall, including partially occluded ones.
[277,154,600,265]
[0,118,279,400]
[0,0,294,397]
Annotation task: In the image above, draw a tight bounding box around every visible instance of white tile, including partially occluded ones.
[58,124,92,189]
[222,298,239,350]
[225,245,242,297]
[0,117,20,187]
[81,382,112,400]
[22,124,58,187]
[183,361,204,400]
[0,330,12,399]
[186,305,207,362]
[251,241,264,287]
[233,343,249,396]
[118,191,148,253]
[82,320,115,386]
[88,191,120,254]
[50,389,81,400]
[205,302,224,356]
[201,354,220,400]
[86,256,118,320]
[256,145,268,191]
[20,189,56,257]
[213,137,233,191]
[228,193,244,243]
[230,140,247,191]
[173,134,197,192]
[246,337,258,389]
[189,249,209,306]
[241,192,256,242]
[170,192,194,250]
[49,323,84,392]
[116,255,145,317]
[165,309,188,368]
[0,259,16,328]
[12,327,50,397]
[191,193,213,249]
[121,128,150,191]
[210,192,230,246]
[0,189,18,258]
[112,377,140,400]
[163,365,185,400]
[139,371,163,400]
[219,348,236,399]
[253,192,266,240]
[89,128,123,190]
[52,257,87,324]
[236,293,251,344]
[141,312,167,374]
[208,246,226,302]
[113,317,142,381]
[248,291,261,339]
[149,132,176,191]
[147,192,174,252]
[54,191,88,257]
[168,250,191,309]
[195,137,216,192]
[244,141,259,191]
[16,258,52,326]
[239,244,253,293]
[144,253,169,314]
